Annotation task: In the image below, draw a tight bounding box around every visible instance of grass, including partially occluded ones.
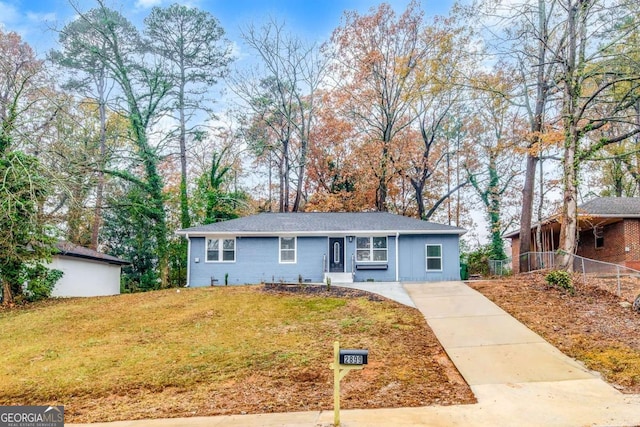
[577,345,640,389]
[0,285,474,422]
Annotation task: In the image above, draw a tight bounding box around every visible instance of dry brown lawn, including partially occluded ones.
[0,285,474,423]
[469,273,640,394]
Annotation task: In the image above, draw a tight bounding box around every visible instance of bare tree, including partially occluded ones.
[229,18,325,212]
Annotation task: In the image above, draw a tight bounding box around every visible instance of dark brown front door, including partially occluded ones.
[329,237,345,272]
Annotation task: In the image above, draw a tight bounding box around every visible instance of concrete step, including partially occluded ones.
[324,272,353,283]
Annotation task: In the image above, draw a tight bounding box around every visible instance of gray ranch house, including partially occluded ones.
[177,212,466,286]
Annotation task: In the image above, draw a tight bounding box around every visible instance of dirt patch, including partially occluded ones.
[262,282,387,300]
[468,273,640,393]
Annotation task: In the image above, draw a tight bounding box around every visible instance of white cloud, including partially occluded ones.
[135,0,163,9]
[0,1,20,29]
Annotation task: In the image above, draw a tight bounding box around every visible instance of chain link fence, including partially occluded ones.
[488,258,512,276]
[518,251,640,301]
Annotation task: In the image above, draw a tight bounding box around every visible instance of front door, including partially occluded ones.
[329,237,345,272]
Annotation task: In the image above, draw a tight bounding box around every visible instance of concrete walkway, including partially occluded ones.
[333,281,416,307]
[70,281,640,427]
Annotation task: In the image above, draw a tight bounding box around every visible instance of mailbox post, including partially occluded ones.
[329,341,368,426]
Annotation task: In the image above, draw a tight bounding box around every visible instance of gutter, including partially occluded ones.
[185,233,191,287]
[178,229,467,238]
[395,232,400,282]
[56,252,130,266]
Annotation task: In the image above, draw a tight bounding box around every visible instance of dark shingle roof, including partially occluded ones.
[579,197,640,217]
[504,197,640,238]
[177,212,466,236]
[56,242,130,265]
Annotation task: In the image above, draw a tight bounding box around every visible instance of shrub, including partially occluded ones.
[462,244,492,277]
[22,265,64,302]
[545,270,574,295]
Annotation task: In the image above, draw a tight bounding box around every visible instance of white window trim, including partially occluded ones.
[425,244,443,272]
[279,236,297,264]
[205,237,236,263]
[356,236,388,263]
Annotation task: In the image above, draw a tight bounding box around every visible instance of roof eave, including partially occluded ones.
[56,252,130,266]
[179,229,466,237]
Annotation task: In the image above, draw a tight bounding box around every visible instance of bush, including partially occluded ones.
[545,270,575,294]
[22,265,64,302]
[462,244,492,277]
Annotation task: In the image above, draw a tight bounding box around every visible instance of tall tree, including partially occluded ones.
[556,0,640,269]
[399,17,470,220]
[466,70,524,260]
[230,18,325,212]
[50,17,113,250]
[65,3,172,286]
[513,0,561,269]
[0,30,58,304]
[469,0,561,269]
[328,1,426,211]
[144,3,232,228]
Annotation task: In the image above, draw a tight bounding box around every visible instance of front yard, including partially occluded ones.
[469,273,640,393]
[0,285,474,423]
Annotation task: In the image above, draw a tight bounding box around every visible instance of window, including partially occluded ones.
[426,244,442,271]
[280,237,296,263]
[206,238,235,262]
[356,237,388,262]
[594,226,604,249]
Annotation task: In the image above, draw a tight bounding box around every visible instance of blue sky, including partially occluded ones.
[0,0,459,57]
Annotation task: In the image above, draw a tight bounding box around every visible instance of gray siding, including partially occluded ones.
[188,233,459,285]
[398,234,461,281]
[189,236,327,286]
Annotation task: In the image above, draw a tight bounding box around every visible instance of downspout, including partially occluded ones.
[395,232,400,282]
[185,233,191,287]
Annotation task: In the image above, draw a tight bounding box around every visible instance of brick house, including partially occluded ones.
[506,197,640,272]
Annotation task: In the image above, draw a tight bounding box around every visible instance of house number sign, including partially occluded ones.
[339,349,368,365]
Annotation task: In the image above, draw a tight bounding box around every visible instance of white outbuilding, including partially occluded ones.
[50,242,129,297]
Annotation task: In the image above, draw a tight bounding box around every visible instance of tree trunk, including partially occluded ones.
[518,153,538,270]
[557,142,578,271]
[557,0,583,272]
[2,278,13,305]
[292,136,307,212]
[178,75,190,228]
[557,100,580,271]
[91,94,107,250]
[518,0,549,272]
[376,142,389,212]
